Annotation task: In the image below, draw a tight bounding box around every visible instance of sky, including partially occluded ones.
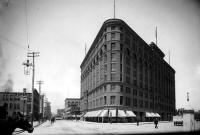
[0,0,200,113]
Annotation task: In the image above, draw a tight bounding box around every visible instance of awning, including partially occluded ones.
[125,110,136,117]
[151,112,156,117]
[109,109,117,117]
[154,113,161,117]
[146,112,153,117]
[99,109,108,117]
[118,110,126,117]
[96,110,103,117]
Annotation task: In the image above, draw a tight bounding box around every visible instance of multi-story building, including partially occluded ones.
[64,98,80,118]
[0,89,40,121]
[80,19,175,121]
[44,101,51,119]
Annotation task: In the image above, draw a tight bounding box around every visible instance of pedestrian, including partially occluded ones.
[109,112,112,124]
[154,118,158,128]
[136,117,139,126]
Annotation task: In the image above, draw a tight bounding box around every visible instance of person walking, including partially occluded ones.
[136,117,139,126]
[154,118,158,128]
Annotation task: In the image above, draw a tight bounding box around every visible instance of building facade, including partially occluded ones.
[64,98,80,118]
[80,19,175,121]
[44,101,51,119]
[0,89,40,121]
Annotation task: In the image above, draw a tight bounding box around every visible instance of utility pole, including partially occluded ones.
[27,52,40,125]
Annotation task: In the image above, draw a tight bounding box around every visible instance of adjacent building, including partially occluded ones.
[80,19,175,122]
[0,88,40,121]
[57,109,65,117]
[64,98,81,119]
[43,100,51,120]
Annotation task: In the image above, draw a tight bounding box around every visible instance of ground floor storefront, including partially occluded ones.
[81,108,161,123]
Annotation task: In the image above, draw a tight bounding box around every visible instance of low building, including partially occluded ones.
[0,89,40,121]
[57,109,64,118]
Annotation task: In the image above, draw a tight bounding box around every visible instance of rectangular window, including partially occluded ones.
[126,87,131,93]
[145,101,148,108]
[104,64,107,72]
[104,35,107,41]
[111,73,116,81]
[104,96,107,105]
[126,97,131,106]
[133,89,137,96]
[111,33,115,39]
[104,74,107,81]
[104,44,107,51]
[126,67,130,74]
[139,100,143,108]
[126,76,130,83]
[120,85,123,92]
[111,42,116,50]
[139,91,143,97]
[120,96,123,105]
[120,33,123,41]
[104,54,107,62]
[111,63,116,72]
[133,98,137,107]
[110,96,115,105]
[111,26,115,30]
[111,84,115,91]
[104,85,107,92]
[111,53,117,61]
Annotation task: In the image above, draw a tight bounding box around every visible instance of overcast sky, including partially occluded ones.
[0,0,200,113]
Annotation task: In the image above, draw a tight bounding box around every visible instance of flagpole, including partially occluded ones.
[155,26,157,45]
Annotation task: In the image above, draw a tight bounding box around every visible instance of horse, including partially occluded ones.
[0,112,34,135]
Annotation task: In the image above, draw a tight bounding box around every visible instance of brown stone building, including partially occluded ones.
[80,19,175,122]
[0,89,40,121]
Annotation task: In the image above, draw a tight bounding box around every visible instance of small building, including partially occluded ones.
[57,109,65,118]
[0,89,40,121]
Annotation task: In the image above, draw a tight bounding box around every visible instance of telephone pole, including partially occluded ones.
[27,52,40,125]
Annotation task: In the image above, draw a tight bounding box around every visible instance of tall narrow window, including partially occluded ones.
[120,96,123,105]
[111,42,116,50]
[111,33,115,40]
[111,84,115,91]
[104,96,107,105]
[111,53,117,61]
[110,96,115,105]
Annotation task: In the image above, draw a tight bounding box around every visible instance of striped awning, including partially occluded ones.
[118,110,126,117]
[109,109,117,117]
[150,112,156,117]
[154,113,161,117]
[125,110,136,117]
[99,109,108,117]
[146,112,153,117]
